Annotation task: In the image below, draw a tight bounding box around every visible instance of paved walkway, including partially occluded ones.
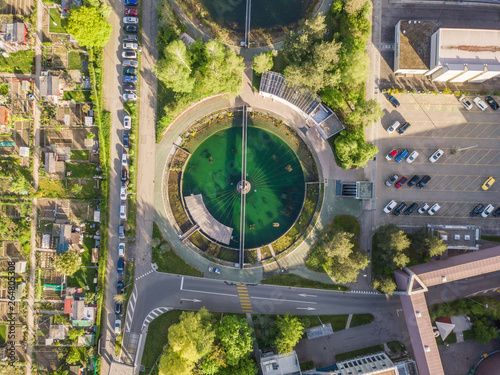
[154,66,365,284]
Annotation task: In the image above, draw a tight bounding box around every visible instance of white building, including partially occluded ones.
[303,352,400,375]
[261,351,302,375]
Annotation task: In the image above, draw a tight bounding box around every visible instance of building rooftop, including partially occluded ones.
[427,224,480,250]
[261,351,301,375]
[397,20,438,70]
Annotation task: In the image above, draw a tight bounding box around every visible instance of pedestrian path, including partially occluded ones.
[236,284,253,313]
[345,314,353,329]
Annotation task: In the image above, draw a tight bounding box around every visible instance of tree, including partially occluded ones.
[158,349,194,375]
[373,277,397,295]
[217,355,258,375]
[67,328,85,341]
[344,99,383,127]
[425,235,447,257]
[472,317,499,344]
[114,294,126,303]
[374,225,410,270]
[334,127,378,169]
[67,6,112,49]
[274,314,304,354]
[343,0,368,14]
[155,40,195,93]
[217,315,254,366]
[252,52,274,74]
[66,347,82,365]
[53,251,81,276]
[201,344,227,375]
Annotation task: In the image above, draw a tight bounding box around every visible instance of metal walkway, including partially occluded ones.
[239,106,248,268]
[244,0,251,47]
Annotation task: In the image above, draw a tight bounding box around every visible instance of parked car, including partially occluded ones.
[121,169,128,183]
[114,319,121,335]
[387,95,400,108]
[418,203,430,214]
[124,0,138,6]
[118,242,125,257]
[385,149,397,161]
[481,204,494,218]
[406,150,419,163]
[120,185,127,200]
[122,51,137,59]
[429,149,444,163]
[416,175,431,189]
[493,207,500,217]
[122,59,139,67]
[117,258,124,274]
[395,149,409,162]
[124,75,138,83]
[485,96,499,110]
[123,42,139,50]
[123,17,139,24]
[481,177,495,191]
[120,204,126,220]
[407,175,420,188]
[123,115,131,130]
[404,202,418,215]
[124,25,139,33]
[470,204,485,217]
[123,93,138,101]
[123,133,130,148]
[385,174,399,187]
[121,153,128,167]
[383,200,398,214]
[123,84,137,92]
[208,266,221,274]
[473,97,488,111]
[398,122,411,135]
[123,67,137,75]
[115,302,122,315]
[459,97,473,110]
[386,121,401,134]
[392,202,407,216]
[117,279,124,294]
[428,203,441,216]
[119,225,125,239]
[395,176,408,188]
[125,8,139,16]
[124,34,138,42]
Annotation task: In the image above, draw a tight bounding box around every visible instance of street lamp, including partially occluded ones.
[467,297,488,309]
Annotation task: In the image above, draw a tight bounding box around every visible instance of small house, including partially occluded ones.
[1,22,27,46]
[0,106,9,126]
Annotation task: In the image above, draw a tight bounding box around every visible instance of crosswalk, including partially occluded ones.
[237,284,252,313]
[141,307,171,331]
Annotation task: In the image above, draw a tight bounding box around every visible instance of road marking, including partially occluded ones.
[297,307,316,311]
[298,293,317,298]
[237,284,252,313]
[180,298,202,303]
[251,296,317,304]
[180,276,184,290]
[181,288,238,298]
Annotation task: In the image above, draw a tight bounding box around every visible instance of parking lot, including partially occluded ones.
[375,93,500,230]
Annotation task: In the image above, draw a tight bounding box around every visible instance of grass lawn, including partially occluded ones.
[261,274,348,291]
[300,361,314,371]
[299,315,349,331]
[349,313,374,328]
[81,236,96,266]
[152,223,203,277]
[141,310,182,374]
[65,162,96,178]
[49,8,68,33]
[335,344,385,362]
[436,332,457,345]
[482,235,500,243]
[68,51,86,70]
[63,90,92,102]
[0,324,6,344]
[70,150,90,161]
[39,178,97,199]
[0,50,34,74]
[387,341,406,353]
[463,329,475,341]
[67,266,96,288]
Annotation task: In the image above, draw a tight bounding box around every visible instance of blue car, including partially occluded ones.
[123,133,130,148]
[395,149,408,163]
[124,0,137,6]
[117,258,124,275]
[123,75,138,83]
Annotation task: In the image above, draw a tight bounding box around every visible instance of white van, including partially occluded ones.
[386,121,401,134]
[118,242,125,257]
[121,153,128,167]
[120,204,126,220]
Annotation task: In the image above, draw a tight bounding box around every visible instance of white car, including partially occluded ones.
[383,200,398,214]
[123,17,139,24]
[123,42,139,50]
[429,149,444,163]
[121,153,128,167]
[114,319,121,335]
[386,121,401,135]
[118,242,125,257]
[406,150,419,163]
[123,93,138,101]
[418,203,429,214]
[459,97,473,110]
[122,59,139,68]
[473,97,488,111]
[122,51,137,59]
[428,203,441,216]
[120,185,127,201]
[123,115,131,130]
[120,204,126,220]
[481,204,494,218]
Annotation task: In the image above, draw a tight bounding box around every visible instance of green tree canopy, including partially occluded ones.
[274,314,304,354]
[425,235,448,257]
[472,317,499,344]
[334,127,378,169]
[66,348,83,365]
[67,328,85,341]
[53,251,82,276]
[372,276,397,295]
[374,224,410,270]
[67,6,112,48]
[216,355,258,375]
[344,99,383,127]
[217,315,254,366]
[252,52,274,74]
[158,349,194,375]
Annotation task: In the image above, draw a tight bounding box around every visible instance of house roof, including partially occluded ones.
[45,152,57,173]
[40,75,60,97]
[72,300,85,320]
[1,23,26,44]
[64,298,73,314]
[0,106,9,126]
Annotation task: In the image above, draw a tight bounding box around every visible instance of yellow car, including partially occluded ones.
[481,177,495,191]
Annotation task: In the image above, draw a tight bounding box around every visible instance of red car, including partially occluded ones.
[395,176,408,188]
[125,8,139,16]
[385,149,397,161]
